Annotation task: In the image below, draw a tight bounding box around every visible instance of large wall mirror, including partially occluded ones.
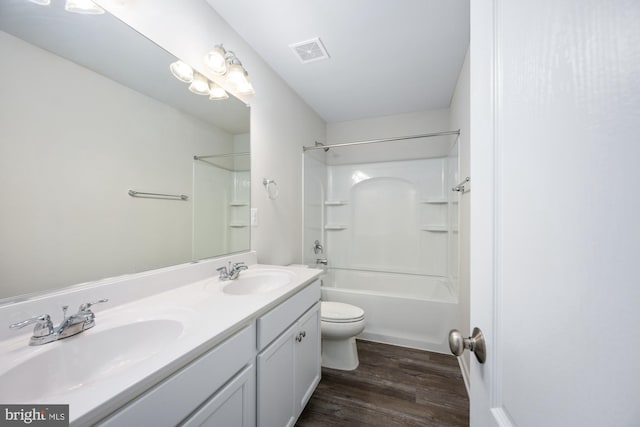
[0,0,251,302]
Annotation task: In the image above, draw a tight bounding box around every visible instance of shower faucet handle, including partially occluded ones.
[313,240,324,254]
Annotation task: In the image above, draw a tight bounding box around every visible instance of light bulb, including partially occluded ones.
[236,79,255,95]
[226,63,247,86]
[169,61,194,83]
[204,46,228,75]
[189,73,210,96]
[209,82,229,100]
[65,0,104,14]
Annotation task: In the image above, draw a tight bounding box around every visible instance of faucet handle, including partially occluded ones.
[217,265,229,278]
[231,262,246,269]
[76,299,108,330]
[9,314,54,338]
[78,299,109,312]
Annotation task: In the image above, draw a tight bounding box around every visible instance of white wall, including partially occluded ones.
[327,109,450,143]
[0,31,234,298]
[97,0,327,266]
[448,48,471,387]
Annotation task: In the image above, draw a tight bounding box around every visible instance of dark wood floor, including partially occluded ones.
[296,340,469,427]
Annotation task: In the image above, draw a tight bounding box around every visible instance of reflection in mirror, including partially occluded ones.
[193,151,251,260]
[0,0,250,302]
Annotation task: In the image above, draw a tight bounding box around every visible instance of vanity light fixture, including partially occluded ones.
[204,45,228,75]
[226,55,255,94]
[188,72,210,96]
[225,53,248,87]
[171,46,255,100]
[236,74,255,95]
[224,52,254,93]
[205,46,255,95]
[28,0,51,5]
[209,82,229,100]
[64,0,105,15]
[169,60,194,83]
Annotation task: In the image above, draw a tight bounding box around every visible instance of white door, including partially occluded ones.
[469,1,640,426]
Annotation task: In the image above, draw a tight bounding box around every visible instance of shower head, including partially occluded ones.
[315,141,330,152]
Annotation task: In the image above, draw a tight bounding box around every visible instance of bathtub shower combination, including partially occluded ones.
[303,132,461,354]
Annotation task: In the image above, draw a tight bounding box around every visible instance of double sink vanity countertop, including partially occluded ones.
[0,264,322,425]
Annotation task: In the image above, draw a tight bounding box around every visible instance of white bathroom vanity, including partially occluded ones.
[0,252,322,426]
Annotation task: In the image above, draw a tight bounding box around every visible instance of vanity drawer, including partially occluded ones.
[257,280,320,351]
[98,324,255,427]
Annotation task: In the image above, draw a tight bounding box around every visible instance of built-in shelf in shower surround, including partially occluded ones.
[229,201,249,206]
[420,225,448,232]
[324,201,348,206]
[229,222,249,228]
[324,225,348,230]
[421,198,447,204]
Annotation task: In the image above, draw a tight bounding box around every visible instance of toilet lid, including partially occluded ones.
[321,301,365,323]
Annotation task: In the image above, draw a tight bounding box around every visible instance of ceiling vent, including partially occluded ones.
[289,37,330,63]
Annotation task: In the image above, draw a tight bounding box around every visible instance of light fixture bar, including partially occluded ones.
[171,44,254,99]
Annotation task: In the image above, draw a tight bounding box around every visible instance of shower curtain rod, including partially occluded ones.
[303,130,460,152]
[193,151,250,160]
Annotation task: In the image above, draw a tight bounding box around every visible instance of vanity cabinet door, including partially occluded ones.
[294,303,321,414]
[257,302,321,427]
[257,325,296,427]
[181,364,255,427]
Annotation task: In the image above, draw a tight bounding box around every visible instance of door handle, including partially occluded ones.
[448,327,486,364]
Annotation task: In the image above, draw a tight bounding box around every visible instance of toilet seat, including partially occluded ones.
[321,301,365,323]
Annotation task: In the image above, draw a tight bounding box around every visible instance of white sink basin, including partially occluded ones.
[0,319,183,402]
[223,269,294,295]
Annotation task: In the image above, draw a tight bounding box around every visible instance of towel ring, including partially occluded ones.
[263,178,279,200]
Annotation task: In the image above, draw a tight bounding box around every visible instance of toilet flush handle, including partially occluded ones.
[448,327,486,363]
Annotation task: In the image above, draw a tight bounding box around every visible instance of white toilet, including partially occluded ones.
[320,301,366,370]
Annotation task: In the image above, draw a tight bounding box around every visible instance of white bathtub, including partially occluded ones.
[320,268,458,354]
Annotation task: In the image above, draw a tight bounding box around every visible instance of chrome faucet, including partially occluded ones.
[313,240,324,254]
[217,262,249,281]
[9,299,108,346]
[316,258,328,266]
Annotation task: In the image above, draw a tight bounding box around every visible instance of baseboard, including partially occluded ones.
[358,331,450,355]
[457,356,470,397]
